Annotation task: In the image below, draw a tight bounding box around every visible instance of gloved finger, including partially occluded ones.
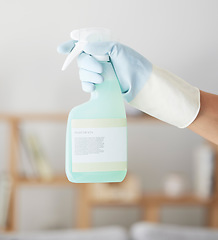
[57,40,78,54]
[79,69,104,84]
[83,41,117,56]
[77,53,103,73]
[81,82,95,92]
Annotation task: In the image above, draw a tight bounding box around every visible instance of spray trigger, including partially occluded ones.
[61,42,86,71]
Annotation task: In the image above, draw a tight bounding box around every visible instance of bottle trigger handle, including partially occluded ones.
[62,42,86,71]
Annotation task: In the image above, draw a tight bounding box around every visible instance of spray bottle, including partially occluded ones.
[62,28,127,183]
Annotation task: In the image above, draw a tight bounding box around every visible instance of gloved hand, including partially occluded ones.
[58,41,200,128]
[58,40,152,101]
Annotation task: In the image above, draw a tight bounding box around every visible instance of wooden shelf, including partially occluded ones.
[142,193,214,206]
[90,199,142,207]
[0,113,68,122]
[16,176,73,185]
[89,194,213,207]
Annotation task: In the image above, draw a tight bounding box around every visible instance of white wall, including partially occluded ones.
[0,0,217,231]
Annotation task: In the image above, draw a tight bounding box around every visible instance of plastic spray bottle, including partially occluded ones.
[62,28,127,183]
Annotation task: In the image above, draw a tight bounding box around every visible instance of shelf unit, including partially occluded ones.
[76,192,218,229]
[0,113,218,231]
[0,113,73,232]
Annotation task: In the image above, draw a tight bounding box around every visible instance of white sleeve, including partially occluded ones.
[129,65,200,128]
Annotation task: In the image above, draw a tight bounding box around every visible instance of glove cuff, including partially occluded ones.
[129,65,200,128]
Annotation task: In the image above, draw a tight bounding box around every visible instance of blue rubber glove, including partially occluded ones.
[58,41,200,128]
[58,41,152,102]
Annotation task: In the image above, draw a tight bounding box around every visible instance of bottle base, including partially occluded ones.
[66,170,127,183]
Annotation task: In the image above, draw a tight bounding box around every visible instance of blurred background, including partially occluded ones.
[0,0,218,234]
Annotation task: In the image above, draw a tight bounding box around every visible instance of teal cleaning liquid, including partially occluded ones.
[62,28,127,183]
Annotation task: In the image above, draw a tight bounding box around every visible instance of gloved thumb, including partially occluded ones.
[57,40,78,54]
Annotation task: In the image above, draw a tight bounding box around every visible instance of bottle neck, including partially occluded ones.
[89,60,126,117]
[90,61,122,102]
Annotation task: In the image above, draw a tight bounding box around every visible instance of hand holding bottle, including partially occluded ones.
[58,41,152,101]
[58,41,200,128]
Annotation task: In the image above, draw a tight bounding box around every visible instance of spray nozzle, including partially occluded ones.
[62,28,111,71]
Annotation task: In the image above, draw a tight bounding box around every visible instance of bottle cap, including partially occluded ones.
[62,28,111,71]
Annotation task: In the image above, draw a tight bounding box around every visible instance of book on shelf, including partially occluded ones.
[19,132,39,179]
[193,142,215,199]
[19,130,53,181]
[0,173,12,230]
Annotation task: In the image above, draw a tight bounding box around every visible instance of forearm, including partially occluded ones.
[188,91,218,145]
